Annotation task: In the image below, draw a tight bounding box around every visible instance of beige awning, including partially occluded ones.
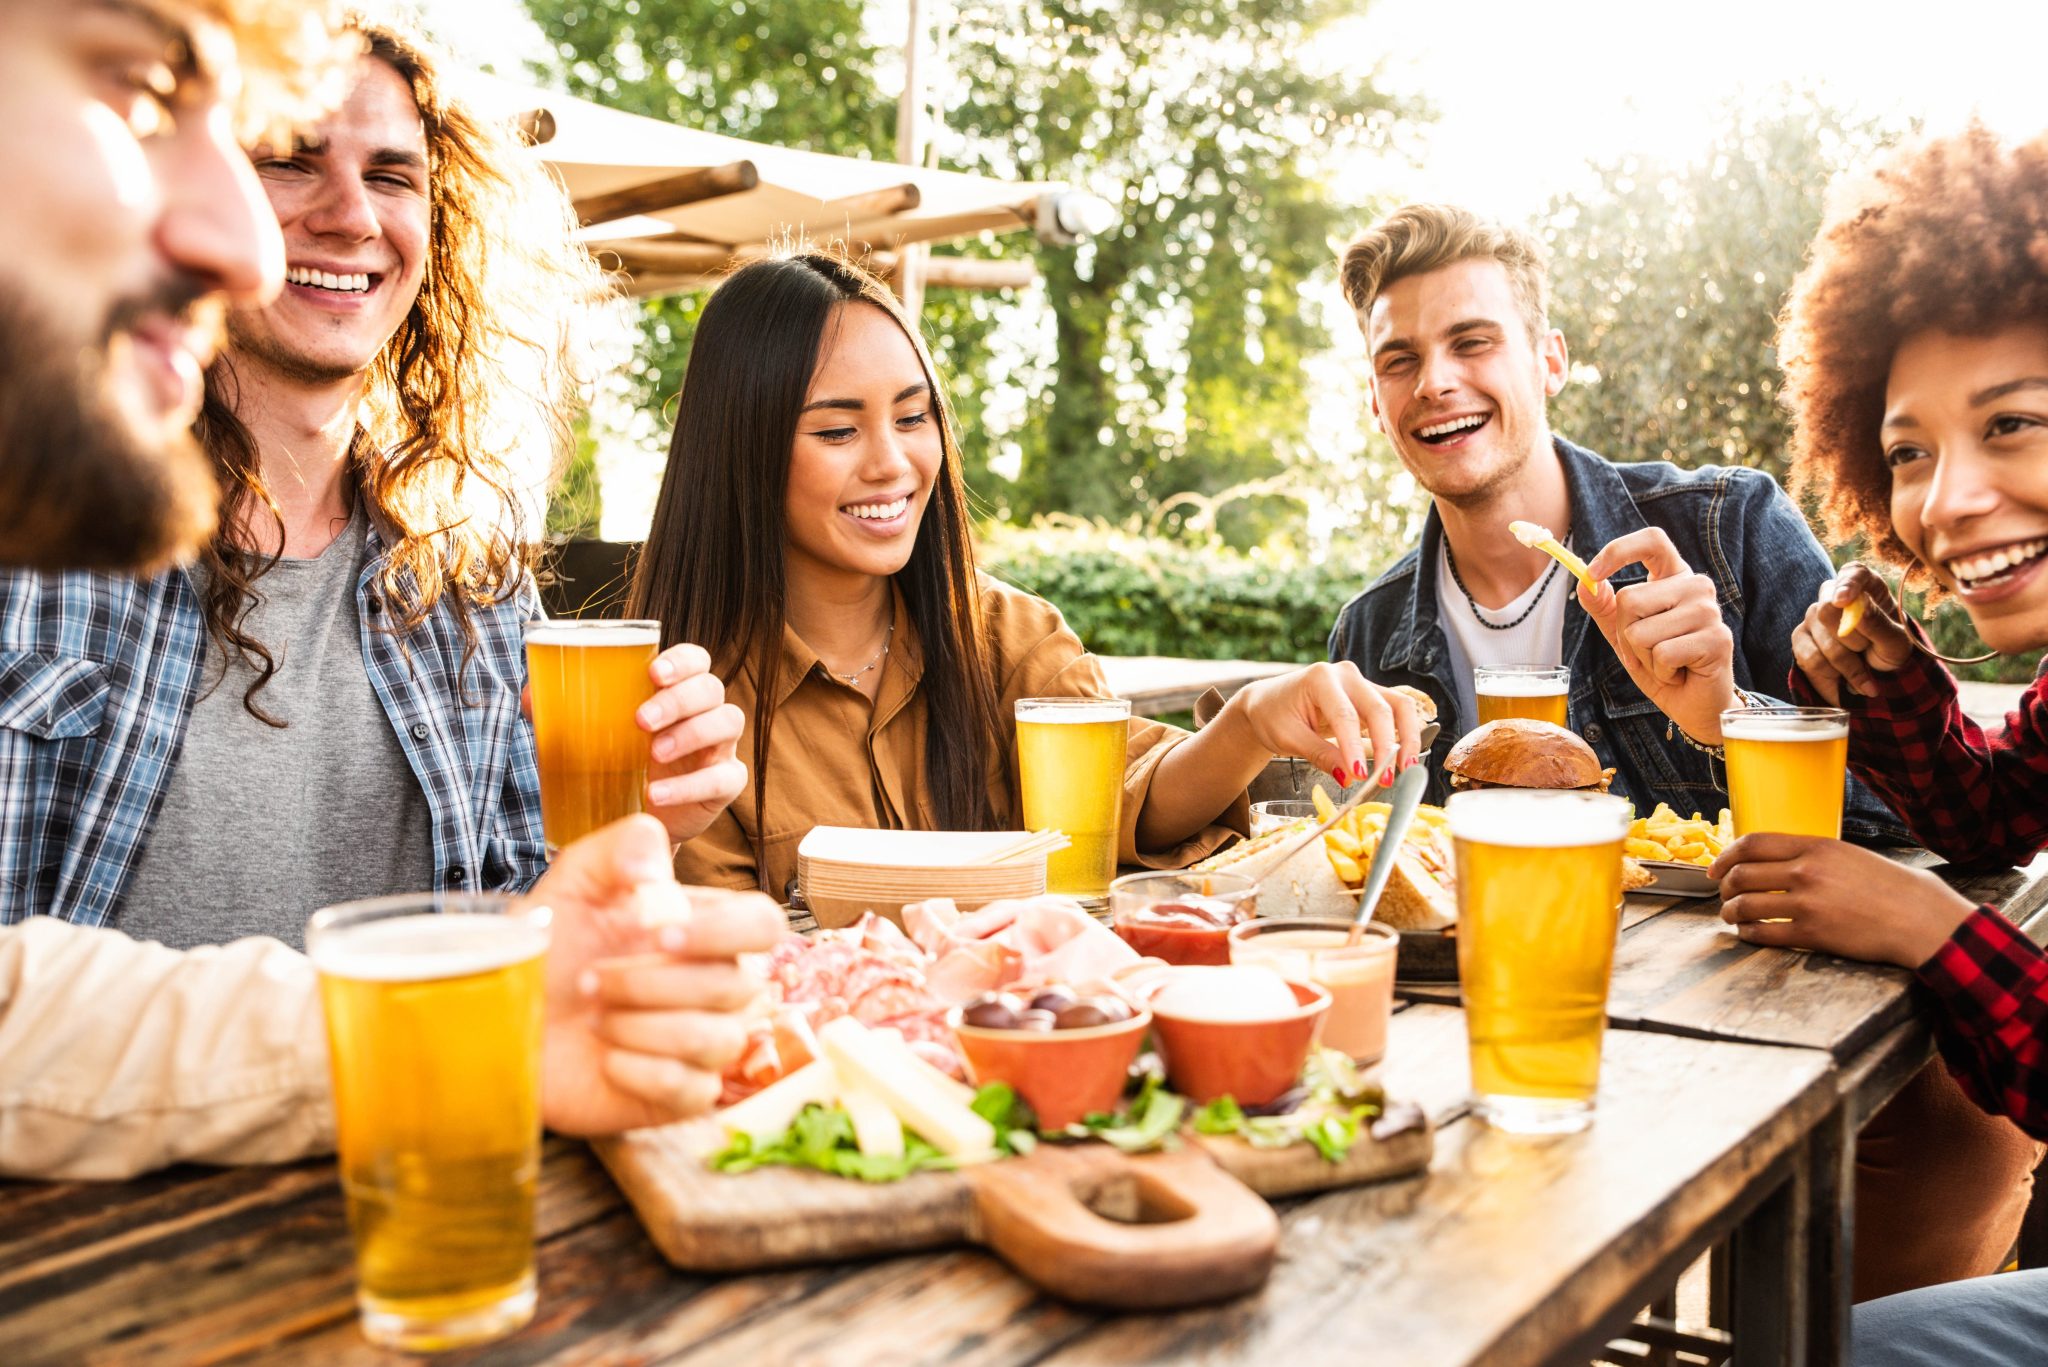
[466,74,1058,296]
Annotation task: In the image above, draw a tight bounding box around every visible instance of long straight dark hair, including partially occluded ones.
[627,253,1007,884]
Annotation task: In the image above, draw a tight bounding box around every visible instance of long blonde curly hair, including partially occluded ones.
[196,15,610,721]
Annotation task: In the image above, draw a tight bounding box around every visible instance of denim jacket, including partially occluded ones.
[1328,436,1909,846]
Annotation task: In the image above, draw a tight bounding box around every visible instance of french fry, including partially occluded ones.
[1627,837,1672,860]
[1625,809,1726,867]
[1312,786,1338,823]
[1509,519,1596,589]
[1328,850,1363,883]
[1837,594,1867,639]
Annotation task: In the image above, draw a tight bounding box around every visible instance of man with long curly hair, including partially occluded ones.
[0,3,782,1183]
[1713,124,2048,1362]
[0,17,748,947]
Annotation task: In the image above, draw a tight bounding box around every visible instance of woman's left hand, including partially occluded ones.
[1228,661,1424,788]
[1710,833,1977,969]
[638,643,748,844]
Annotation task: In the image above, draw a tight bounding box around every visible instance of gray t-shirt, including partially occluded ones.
[116,502,435,950]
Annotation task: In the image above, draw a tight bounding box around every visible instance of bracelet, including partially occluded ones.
[1665,690,1765,761]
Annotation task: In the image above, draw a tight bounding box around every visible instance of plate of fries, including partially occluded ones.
[1624,804,1732,898]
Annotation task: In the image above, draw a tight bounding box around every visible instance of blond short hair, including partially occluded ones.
[1339,203,1550,343]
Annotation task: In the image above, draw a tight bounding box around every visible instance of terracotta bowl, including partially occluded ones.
[1145,977,1332,1106]
[949,1007,1152,1130]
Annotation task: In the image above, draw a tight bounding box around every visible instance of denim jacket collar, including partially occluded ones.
[1380,435,1650,676]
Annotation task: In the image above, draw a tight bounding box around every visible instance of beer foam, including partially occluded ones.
[1721,715,1848,742]
[1015,701,1130,724]
[310,912,548,982]
[1473,676,1568,697]
[1445,789,1631,847]
[523,622,659,647]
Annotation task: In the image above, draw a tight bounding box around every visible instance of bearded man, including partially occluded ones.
[0,5,779,1181]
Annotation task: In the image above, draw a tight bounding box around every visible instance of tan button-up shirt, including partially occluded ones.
[677,577,1248,897]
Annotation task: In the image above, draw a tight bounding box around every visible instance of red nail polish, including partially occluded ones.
[1332,767,1347,785]
[1403,755,1420,770]
[1377,767,1394,787]
[1351,760,1368,780]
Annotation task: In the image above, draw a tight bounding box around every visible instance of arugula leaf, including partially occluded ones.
[1081,1076,1185,1153]
[708,1103,959,1183]
[1192,1096,1247,1135]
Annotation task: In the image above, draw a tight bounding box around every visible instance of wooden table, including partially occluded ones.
[7,861,2046,1366]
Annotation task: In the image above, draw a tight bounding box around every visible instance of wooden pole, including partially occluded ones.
[572,160,760,228]
[895,0,927,317]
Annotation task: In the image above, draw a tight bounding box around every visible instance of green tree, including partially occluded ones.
[1541,93,1902,481]
[945,0,1399,538]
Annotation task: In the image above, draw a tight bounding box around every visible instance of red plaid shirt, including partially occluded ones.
[1790,650,2048,1138]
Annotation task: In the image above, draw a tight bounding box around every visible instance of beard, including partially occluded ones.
[0,285,220,575]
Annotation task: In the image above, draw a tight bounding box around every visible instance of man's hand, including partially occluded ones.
[1577,527,1738,744]
[1227,661,1423,787]
[1710,833,1977,969]
[638,643,748,843]
[525,814,784,1136]
[1790,562,1916,705]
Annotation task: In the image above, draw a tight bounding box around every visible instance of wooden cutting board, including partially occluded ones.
[593,1107,1431,1309]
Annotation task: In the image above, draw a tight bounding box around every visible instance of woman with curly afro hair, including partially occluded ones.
[1714,123,2048,1364]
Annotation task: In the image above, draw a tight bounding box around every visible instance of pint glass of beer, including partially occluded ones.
[1474,664,1570,727]
[1719,705,1850,839]
[524,619,660,850]
[308,894,550,1352]
[1448,788,1630,1134]
[1016,697,1131,907]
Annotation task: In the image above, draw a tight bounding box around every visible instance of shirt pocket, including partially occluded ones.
[0,652,110,740]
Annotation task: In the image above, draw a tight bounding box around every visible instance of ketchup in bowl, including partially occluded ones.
[1114,889,1253,963]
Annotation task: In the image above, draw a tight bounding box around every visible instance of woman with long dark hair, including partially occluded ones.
[630,252,1423,896]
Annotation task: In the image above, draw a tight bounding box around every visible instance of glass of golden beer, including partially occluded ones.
[307,894,551,1352]
[1719,705,1850,839]
[1016,697,1131,908]
[1473,664,1570,727]
[524,619,661,850]
[1448,788,1630,1134]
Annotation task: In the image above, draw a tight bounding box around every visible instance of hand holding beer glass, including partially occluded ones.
[1016,697,1131,907]
[1474,664,1570,727]
[1719,705,1850,838]
[524,620,661,850]
[1449,789,1631,1134]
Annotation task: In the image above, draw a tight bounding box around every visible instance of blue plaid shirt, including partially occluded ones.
[0,525,547,926]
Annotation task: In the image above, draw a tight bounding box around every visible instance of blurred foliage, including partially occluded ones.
[544,417,604,539]
[944,0,1400,537]
[979,517,1357,661]
[1539,93,1900,483]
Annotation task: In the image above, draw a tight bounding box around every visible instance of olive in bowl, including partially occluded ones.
[949,985,1148,1130]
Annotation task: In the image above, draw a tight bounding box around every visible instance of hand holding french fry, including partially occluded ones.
[1573,527,1739,744]
[1789,562,1915,705]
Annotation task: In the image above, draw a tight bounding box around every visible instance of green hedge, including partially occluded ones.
[979,519,2041,687]
[979,521,1368,663]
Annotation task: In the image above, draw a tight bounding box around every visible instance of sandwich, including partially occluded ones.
[1192,800,1459,932]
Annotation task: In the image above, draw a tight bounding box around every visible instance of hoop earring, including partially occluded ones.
[1894,573,1998,667]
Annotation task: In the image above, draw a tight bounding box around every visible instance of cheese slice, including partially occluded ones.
[713,1058,837,1145]
[819,1018,996,1160]
[868,1026,977,1107]
[839,1076,907,1159]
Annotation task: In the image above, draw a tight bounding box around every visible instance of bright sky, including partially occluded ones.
[1342,0,2048,219]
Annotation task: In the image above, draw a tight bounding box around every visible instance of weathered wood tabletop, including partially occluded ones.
[5,858,2043,1367]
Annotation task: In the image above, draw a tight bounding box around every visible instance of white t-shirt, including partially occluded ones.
[1434,535,1572,726]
